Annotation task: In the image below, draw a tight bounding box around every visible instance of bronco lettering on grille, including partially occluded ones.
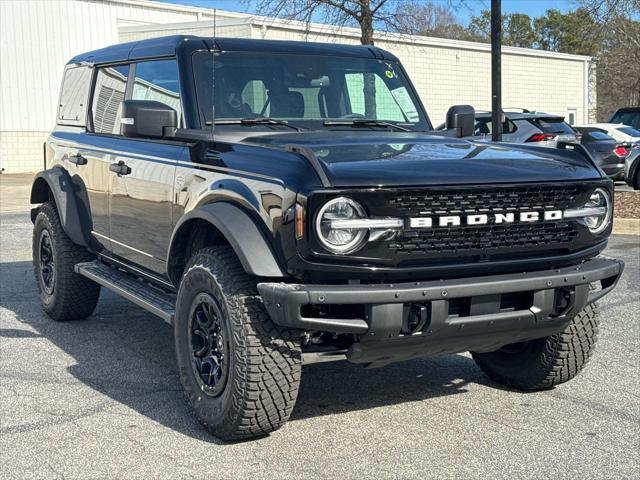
[409,210,563,228]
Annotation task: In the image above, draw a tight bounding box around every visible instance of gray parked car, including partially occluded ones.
[573,127,628,180]
[471,110,580,147]
[624,145,640,190]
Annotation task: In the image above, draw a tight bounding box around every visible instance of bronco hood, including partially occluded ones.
[245,131,602,187]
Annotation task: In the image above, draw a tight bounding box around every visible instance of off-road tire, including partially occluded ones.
[472,303,599,391]
[32,202,100,321]
[174,246,301,441]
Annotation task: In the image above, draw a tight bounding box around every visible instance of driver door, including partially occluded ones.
[108,58,186,275]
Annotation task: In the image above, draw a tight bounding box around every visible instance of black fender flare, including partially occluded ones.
[30,167,90,247]
[168,202,285,279]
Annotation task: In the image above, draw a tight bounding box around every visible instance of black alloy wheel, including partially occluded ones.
[38,229,55,295]
[189,293,229,397]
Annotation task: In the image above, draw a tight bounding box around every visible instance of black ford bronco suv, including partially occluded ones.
[32,36,623,440]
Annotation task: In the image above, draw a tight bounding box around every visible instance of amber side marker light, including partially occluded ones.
[295,203,305,240]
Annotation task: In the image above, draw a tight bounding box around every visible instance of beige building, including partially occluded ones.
[0,0,594,173]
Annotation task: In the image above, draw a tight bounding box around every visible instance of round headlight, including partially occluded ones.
[315,197,367,254]
[584,188,611,234]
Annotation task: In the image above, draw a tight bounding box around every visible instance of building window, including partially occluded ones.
[132,59,182,124]
[92,65,129,134]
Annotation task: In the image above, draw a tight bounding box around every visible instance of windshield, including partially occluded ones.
[610,110,640,129]
[192,51,429,130]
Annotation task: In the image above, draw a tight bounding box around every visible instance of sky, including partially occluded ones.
[155,0,577,25]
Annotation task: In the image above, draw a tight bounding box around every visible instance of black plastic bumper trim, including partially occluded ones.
[258,257,623,335]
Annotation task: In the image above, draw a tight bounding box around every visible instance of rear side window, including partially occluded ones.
[58,66,92,126]
[92,65,129,134]
[528,118,575,134]
[132,59,182,124]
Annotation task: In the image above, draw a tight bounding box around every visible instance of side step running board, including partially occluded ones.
[75,261,176,324]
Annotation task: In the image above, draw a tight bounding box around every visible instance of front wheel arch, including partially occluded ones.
[167,203,285,284]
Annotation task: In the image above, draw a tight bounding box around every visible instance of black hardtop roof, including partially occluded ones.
[68,35,398,65]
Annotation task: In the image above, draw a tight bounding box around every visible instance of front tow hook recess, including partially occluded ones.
[404,303,430,334]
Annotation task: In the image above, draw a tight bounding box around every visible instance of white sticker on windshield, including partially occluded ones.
[390,87,420,123]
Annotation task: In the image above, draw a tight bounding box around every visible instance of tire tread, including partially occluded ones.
[472,303,599,390]
[32,202,100,321]
[176,247,301,440]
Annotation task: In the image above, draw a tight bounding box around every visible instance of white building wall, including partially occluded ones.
[118,21,251,43]
[0,0,224,173]
[0,0,591,173]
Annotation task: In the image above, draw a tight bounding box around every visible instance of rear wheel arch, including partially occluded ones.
[29,168,90,247]
[168,202,285,285]
[30,176,55,205]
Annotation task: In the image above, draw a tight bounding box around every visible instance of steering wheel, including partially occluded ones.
[339,113,367,119]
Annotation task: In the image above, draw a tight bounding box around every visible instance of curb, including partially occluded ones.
[613,218,640,236]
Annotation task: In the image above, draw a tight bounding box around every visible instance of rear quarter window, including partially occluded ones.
[57,65,92,126]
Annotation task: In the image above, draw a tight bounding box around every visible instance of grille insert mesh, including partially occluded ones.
[386,185,584,256]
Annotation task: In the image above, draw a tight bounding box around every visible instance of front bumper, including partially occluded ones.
[258,257,623,365]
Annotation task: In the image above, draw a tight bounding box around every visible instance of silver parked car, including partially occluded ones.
[471,110,580,147]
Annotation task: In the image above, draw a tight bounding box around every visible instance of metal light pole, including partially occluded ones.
[491,0,502,141]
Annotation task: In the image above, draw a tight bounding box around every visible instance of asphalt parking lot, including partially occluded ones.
[1,174,639,479]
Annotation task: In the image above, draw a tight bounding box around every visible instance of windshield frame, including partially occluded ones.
[191,49,432,132]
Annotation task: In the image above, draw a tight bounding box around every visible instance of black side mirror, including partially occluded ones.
[120,100,177,139]
[446,105,475,138]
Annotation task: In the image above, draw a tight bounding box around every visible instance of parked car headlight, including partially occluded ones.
[582,188,612,234]
[315,197,367,254]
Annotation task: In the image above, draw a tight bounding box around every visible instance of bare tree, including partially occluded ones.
[573,0,640,117]
[392,1,474,40]
[247,0,406,45]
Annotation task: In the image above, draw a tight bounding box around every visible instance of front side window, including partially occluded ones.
[132,59,182,124]
[58,66,92,126]
[92,65,129,134]
[192,51,429,130]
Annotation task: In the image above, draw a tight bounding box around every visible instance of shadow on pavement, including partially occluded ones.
[1,260,486,442]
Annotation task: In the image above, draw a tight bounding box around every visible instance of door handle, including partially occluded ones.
[68,153,87,166]
[109,161,131,176]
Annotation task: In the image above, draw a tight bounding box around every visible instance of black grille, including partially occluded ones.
[389,222,578,255]
[389,185,583,215]
[385,185,585,256]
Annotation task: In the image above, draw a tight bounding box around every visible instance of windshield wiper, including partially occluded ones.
[323,119,413,132]
[211,117,305,131]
